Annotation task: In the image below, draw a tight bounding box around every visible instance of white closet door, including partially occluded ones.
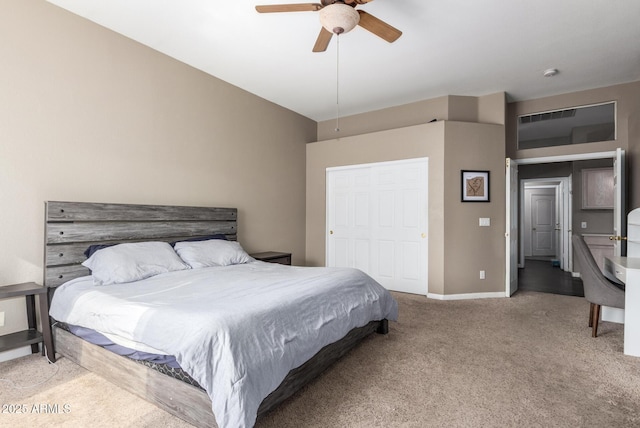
[326,167,371,269]
[326,158,428,295]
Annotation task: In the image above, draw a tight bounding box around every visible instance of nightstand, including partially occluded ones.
[251,251,292,265]
[0,282,55,362]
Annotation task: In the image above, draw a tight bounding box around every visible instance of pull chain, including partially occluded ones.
[335,33,340,133]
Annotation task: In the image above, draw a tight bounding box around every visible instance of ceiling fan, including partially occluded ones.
[255,0,402,52]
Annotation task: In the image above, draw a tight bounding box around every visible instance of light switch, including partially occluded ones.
[479,218,491,227]
[581,222,587,229]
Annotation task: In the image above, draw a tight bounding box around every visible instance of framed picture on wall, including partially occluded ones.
[461,170,490,202]
[582,167,614,209]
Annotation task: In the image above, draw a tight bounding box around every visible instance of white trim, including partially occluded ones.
[326,157,430,173]
[0,345,33,363]
[516,151,617,165]
[517,100,616,120]
[524,184,558,189]
[602,306,625,324]
[427,292,505,301]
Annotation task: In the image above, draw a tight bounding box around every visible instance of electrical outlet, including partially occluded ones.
[479,218,491,227]
[0,311,5,327]
[480,270,486,280]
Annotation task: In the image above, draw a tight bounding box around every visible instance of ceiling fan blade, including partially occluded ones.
[255,3,323,13]
[357,10,402,43]
[312,27,333,52]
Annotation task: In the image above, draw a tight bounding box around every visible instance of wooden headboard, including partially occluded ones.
[44,201,237,288]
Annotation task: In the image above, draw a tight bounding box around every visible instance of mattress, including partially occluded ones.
[58,322,203,388]
[63,323,179,366]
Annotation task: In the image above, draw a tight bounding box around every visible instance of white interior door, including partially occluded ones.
[602,148,626,323]
[613,148,626,256]
[326,158,428,295]
[530,189,557,257]
[505,158,518,296]
[560,176,573,271]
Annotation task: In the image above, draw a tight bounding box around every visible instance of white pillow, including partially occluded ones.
[174,239,253,269]
[82,241,190,285]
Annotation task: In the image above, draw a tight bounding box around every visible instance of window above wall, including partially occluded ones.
[518,102,616,150]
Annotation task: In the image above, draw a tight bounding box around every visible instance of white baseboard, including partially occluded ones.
[0,345,33,363]
[601,306,625,324]
[427,291,505,300]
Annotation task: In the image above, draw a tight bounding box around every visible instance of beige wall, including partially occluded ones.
[443,122,506,295]
[307,120,505,296]
[306,123,446,293]
[507,81,640,210]
[0,0,315,354]
[317,97,449,141]
[317,92,506,141]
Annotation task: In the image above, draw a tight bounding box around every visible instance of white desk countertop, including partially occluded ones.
[604,256,640,357]
[606,256,640,270]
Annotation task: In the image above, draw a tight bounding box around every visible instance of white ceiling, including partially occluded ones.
[46,0,640,122]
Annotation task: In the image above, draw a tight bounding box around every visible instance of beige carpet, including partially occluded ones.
[2,291,640,427]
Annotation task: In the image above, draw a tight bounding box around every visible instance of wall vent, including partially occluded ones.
[519,108,577,124]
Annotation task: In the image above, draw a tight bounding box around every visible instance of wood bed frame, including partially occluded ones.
[44,201,388,428]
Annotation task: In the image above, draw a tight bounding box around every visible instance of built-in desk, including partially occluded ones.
[604,256,640,357]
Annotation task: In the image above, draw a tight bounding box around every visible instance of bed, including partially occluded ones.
[44,201,398,428]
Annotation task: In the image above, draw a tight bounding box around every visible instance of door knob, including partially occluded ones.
[329,230,334,235]
[421,233,426,238]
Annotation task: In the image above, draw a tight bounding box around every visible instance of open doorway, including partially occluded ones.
[519,174,582,296]
[524,185,559,263]
[521,177,571,270]
[506,149,625,297]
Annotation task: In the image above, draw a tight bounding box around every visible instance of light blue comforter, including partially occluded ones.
[50,261,398,427]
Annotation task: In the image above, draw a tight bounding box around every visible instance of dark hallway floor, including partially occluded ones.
[517,259,584,297]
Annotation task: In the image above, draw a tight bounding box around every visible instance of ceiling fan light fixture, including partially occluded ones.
[319,3,360,35]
